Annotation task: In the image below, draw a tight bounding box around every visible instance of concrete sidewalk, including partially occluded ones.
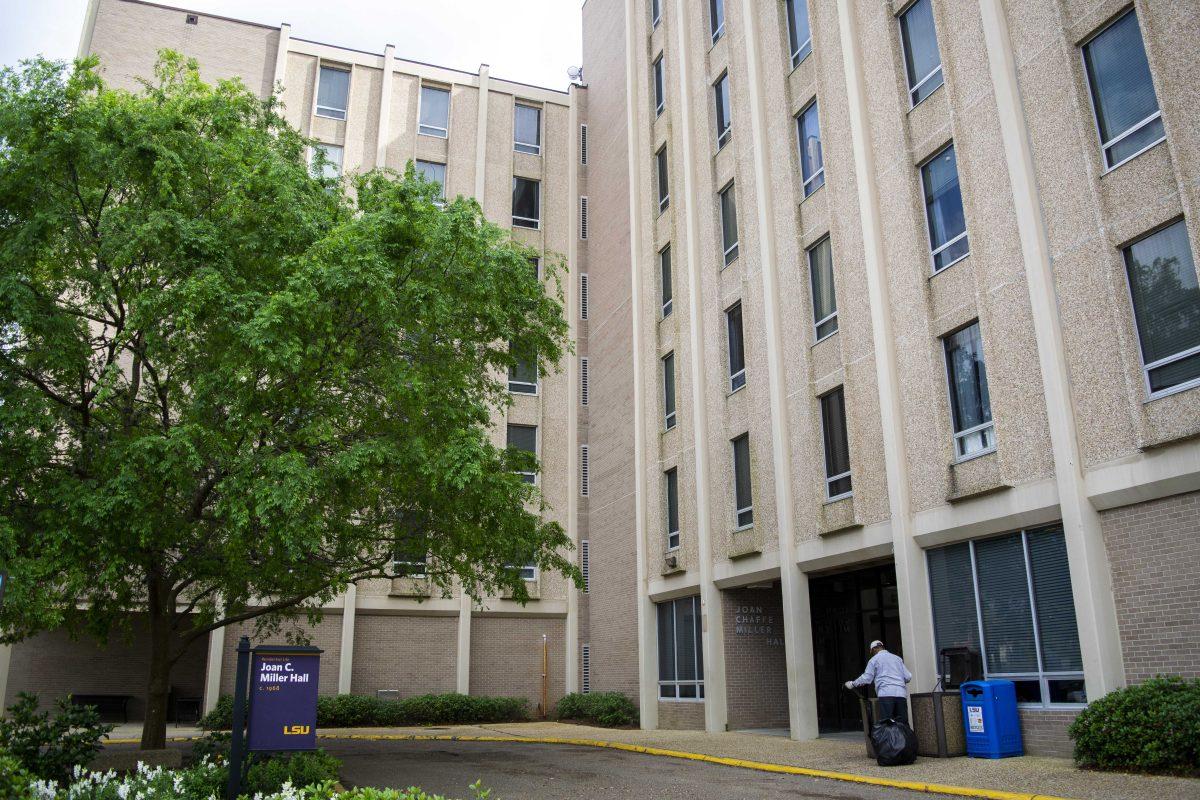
[104,720,1198,800]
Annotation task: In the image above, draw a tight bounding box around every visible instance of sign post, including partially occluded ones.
[247,645,322,752]
[224,640,322,800]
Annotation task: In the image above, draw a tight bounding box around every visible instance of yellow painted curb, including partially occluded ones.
[105,736,195,745]
[312,732,1079,800]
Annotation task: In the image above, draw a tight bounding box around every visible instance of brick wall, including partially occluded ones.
[469,616,565,715]
[4,614,208,720]
[220,613,344,696]
[722,587,789,729]
[89,0,279,97]
[350,614,458,697]
[1100,490,1200,682]
[1018,708,1080,758]
[578,0,642,702]
[657,700,705,730]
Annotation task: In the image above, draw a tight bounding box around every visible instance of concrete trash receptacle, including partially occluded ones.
[911,691,966,757]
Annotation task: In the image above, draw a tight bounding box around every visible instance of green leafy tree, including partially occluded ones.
[0,54,575,749]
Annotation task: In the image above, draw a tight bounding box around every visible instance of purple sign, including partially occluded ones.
[247,649,320,752]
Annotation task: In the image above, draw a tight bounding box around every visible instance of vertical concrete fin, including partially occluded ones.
[474,64,491,202]
[456,593,472,694]
[670,0,727,734]
[271,23,291,95]
[739,0,819,741]
[376,44,396,170]
[202,626,225,715]
[834,0,934,688]
[978,0,1125,696]
[337,584,357,694]
[77,0,102,60]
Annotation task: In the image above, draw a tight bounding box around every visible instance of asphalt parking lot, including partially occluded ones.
[330,739,929,800]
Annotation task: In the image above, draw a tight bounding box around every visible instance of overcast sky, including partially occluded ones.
[0,0,584,89]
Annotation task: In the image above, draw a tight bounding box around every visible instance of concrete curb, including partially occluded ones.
[311,732,1080,800]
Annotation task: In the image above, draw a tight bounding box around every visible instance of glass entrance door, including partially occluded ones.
[809,563,902,733]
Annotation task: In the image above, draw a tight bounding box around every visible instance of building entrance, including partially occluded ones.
[809,562,902,733]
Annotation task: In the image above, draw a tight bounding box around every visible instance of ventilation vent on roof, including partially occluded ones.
[185,14,198,25]
[580,196,589,240]
[580,357,589,406]
[581,643,591,693]
[581,539,590,593]
[580,274,589,320]
[580,124,588,165]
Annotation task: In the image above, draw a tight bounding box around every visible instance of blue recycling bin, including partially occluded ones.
[960,680,1023,758]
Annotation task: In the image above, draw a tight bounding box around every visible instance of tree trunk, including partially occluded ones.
[140,586,173,750]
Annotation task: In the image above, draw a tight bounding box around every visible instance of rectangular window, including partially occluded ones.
[580,357,590,405]
[415,160,446,202]
[922,143,969,272]
[926,525,1086,707]
[653,55,666,116]
[529,256,541,280]
[660,245,674,318]
[663,351,677,430]
[709,0,725,43]
[580,124,588,165]
[944,321,995,460]
[418,85,450,137]
[514,104,542,155]
[581,273,590,320]
[393,541,428,579]
[507,423,538,484]
[581,643,591,692]
[820,387,852,500]
[512,177,541,229]
[580,445,590,497]
[797,100,824,197]
[1083,9,1165,170]
[508,342,537,394]
[310,143,343,180]
[315,65,350,120]
[900,0,943,107]
[652,0,661,27]
[580,196,589,240]
[665,468,680,551]
[658,596,703,699]
[656,146,670,213]
[732,433,753,528]
[785,0,812,68]
[726,301,745,392]
[808,236,838,341]
[714,72,731,150]
[1123,220,1200,397]
[720,182,739,265]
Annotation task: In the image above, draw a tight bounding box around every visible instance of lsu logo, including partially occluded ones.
[282,725,311,736]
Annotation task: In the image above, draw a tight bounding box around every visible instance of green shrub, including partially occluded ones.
[555,692,637,727]
[0,692,115,782]
[1069,676,1200,775]
[199,692,527,733]
[0,752,35,800]
[189,731,231,764]
[244,749,342,795]
[199,694,234,731]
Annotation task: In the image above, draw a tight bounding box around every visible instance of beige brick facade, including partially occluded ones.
[1102,490,1200,683]
[4,615,208,719]
[3,0,1198,766]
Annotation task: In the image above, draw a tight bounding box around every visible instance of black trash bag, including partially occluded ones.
[870,719,918,766]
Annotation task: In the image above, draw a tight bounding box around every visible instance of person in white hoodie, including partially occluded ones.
[845,640,913,725]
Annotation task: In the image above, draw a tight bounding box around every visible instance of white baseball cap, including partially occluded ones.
[869,640,885,650]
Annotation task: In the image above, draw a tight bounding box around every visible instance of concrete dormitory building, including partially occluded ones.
[1,0,1198,758]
